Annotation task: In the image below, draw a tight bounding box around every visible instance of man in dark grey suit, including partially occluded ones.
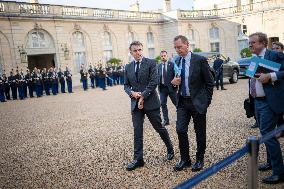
[171,35,214,172]
[157,50,177,126]
[124,41,174,171]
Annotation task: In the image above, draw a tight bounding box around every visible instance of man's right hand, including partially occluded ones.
[131,91,141,99]
[171,77,181,86]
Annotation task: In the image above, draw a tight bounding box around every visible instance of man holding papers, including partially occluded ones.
[248,32,284,184]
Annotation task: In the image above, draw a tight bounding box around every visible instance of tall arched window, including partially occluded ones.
[128,32,134,45]
[128,32,135,62]
[103,31,113,63]
[147,32,155,58]
[72,31,86,72]
[209,27,220,52]
[186,29,195,51]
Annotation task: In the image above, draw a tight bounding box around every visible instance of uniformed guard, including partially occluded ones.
[50,67,58,95]
[64,66,73,93]
[25,69,34,98]
[95,65,100,88]
[33,68,42,98]
[53,68,59,94]
[98,68,107,90]
[88,65,95,88]
[8,70,17,100]
[58,68,66,93]
[42,68,50,95]
[21,69,28,98]
[118,64,125,85]
[80,65,88,91]
[2,72,10,100]
[106,67,113,87]
[0,75,6,102]
[16,69,25,100]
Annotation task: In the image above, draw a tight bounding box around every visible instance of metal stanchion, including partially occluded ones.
[247,136,259,189]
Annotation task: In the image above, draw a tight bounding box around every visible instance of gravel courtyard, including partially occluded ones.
[0,79,283,189]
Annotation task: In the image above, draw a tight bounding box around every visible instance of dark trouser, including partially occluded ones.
[44,81,50,95]
[119,76,124,85]
[35,84,41,97]
[18,85,24,100]
[52,83,57,95]
[159,85,177,124]
[95,77,99,87]
[60,80,65,93]
[176,97,206,161]
[90,78,95,88]
[131,107,173,161]
[107,77,113,86]
[55,83,59,94]
[23,84,27,98]
[82,79,88,91]
[28,85,34,97]
[254,98,284,175]
[5,87,10,100]
[99,78,106,90]
[215,71,224,89]
[11,86,17,100]
[67,80,72,93]
[0,88,5,102]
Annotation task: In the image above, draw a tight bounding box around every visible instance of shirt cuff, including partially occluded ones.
[270,72,277,82]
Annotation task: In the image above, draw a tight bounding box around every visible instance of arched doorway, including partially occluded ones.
[25,29,56,70]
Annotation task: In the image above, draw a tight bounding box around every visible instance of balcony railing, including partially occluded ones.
[0,3,5,12]
[0,1,162,22]
[0,0,283,21]
[179,0,284,19]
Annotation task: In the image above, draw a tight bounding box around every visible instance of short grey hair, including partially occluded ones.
[129,41,143,50]
[174,35,189,44]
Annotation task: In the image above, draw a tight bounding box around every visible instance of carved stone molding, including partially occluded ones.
[147,25,152,32]
[103,24,109,31]
[74,23,81,31]
[34,22,42,30]
[211,22,218,28]
[127,25,132,32]
[187,23,192,29]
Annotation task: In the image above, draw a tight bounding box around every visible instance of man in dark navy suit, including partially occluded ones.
[124,41,174,171]
[157,50,177,126]
[213,54,226,90]
[171,35,214,172]
[248,32,284,184]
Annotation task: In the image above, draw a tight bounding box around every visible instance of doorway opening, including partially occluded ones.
[27,54,55,71]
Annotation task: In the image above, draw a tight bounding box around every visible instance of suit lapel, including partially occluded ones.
[264,49,270,60]
[188,53,195,81]
[130,61,136,78]
[138,57,147,82]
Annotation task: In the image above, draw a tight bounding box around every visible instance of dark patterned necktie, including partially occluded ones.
[135,61,140,81]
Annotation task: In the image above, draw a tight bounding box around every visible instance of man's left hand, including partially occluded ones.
[257,73,271,84]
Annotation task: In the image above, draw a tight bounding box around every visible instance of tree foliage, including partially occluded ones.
[240,48,252,58]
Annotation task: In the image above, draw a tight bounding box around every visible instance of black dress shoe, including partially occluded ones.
[258,163,272,171]
[221,88,227,90]
[192,160,204,172]
[126,160,145,171]
[173,160,191,171]
[262,174,284,184]
[167,150,174,160]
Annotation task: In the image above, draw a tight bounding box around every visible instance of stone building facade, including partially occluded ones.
[0,0,283,75]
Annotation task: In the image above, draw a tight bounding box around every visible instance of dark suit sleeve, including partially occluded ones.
[124,64,133,98]
[276,71,284,80]
[201,57,214,105]
[141,60,158,99]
